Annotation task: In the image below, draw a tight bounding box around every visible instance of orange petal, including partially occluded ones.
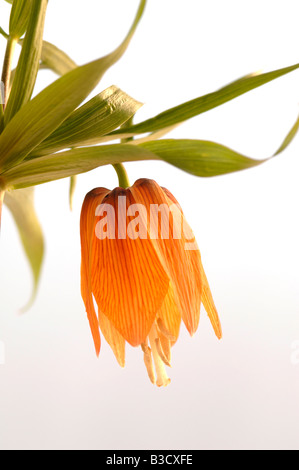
[199,261,222,339]
[130,179,202,336]
[156,283,181,343]
[98,310,126,367]
[164,185,222,339]
[91,187,169,346]
[80,188,110,356]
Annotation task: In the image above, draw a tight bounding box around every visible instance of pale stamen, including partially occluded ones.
[156,317,176,342]
[141,341,156,385]
[157,333,171,365]
[148,325,171,387]
[155,337,171,367]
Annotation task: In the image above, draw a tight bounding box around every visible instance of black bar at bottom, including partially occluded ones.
[95,451,202,466]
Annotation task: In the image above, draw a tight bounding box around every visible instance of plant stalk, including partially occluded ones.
[1,36,17,109]
[113,163,131,189]
[113,117,134,188]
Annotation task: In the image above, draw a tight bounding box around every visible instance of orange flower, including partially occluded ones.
[80,178,222,386]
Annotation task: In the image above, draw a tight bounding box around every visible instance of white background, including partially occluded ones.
[0,0,299,450]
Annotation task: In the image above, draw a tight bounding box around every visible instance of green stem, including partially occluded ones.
[1,35,17,110]
[113,163,131,189]
[112,116,134,188]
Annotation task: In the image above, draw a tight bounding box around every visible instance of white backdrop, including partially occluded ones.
[0,0,299,450]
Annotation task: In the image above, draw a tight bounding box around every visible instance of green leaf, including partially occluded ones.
[13,38,77,82]
[16,38,77,77]
[0,0,147,170]
[5,109,299,189]
[106,65,299,140]
[4,0,48,124]
[273,112,299,156]
[30,85,143,157]
[137,110,299,174]
[9,0,32,39]
[0,26,9,39]
[1,140,266,189]
[2,144,156,188]
[139,139,266,177]
[4,187,44,310]
[40,40,77,76]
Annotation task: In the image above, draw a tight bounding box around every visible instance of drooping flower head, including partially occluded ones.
[80,178,222,386]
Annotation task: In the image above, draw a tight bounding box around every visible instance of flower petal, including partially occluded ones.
[163,185,222,338]
[91,187,170,346]
[130,179,202,336]
[98,310,126,367]
[80,188,110,355]
[199,261,222,339]
[156,283,181,343]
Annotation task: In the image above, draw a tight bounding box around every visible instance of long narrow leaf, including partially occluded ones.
[29,86,143,157]
[139,139,266,176]
[16,38,77,77]
[9,0,32,39]
[1,140,266,189]
[273,113,299,156]
[40,40,77,76]
[0,0,147,170]
[4,0,48,124]
[3,144,155,188]
[4,187,44,309]
[106,64,299,139]
[5,110,299,189]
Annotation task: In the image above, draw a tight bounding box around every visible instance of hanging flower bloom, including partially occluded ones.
[80,178,222,386]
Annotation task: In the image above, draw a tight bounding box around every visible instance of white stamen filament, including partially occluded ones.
[156,318,176,342]
[148,325,171,387]
[141,341,156,385]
